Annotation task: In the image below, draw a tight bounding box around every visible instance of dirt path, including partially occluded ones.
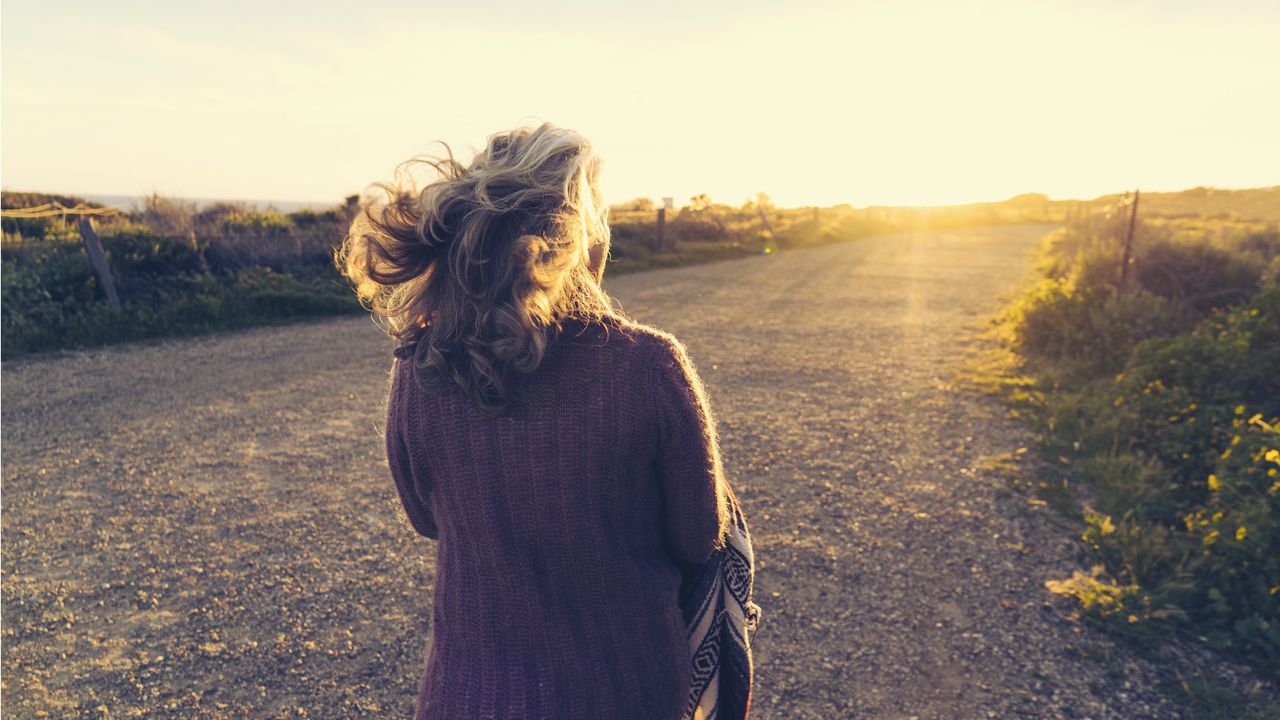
[2,226,1185,718]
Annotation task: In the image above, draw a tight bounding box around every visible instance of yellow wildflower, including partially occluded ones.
[1236,527,1247,541]
[1207,474,1220,491]
[1099,516,1116,536]
[1203,530,1220,546]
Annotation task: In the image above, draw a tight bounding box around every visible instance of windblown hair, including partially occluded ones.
[335,122,622,415]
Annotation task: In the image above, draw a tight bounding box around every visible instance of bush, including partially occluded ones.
[1011,276,1193,377]
[1113,287,1280,490]
[1008,215,1280,671]
[1017,254,1280,671]
[101,230,207,278]
[288,208,343,228]
[1008,222,1270,382]
[1,233,360,356]
[1132,238,1262,315]
[1181,414,1280,664]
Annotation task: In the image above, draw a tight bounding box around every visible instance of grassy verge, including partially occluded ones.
[970,213,1280,716]
[0,196,903,358]
[1,237,363,357]
[0,238,770,358]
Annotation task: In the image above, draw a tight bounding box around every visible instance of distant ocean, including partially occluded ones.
[83,194,336,214]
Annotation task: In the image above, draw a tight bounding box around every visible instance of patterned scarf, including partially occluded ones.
[678,490,762,720]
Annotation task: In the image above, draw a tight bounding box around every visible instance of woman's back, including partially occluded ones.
[338,122,740,719]
[386,316,731,720]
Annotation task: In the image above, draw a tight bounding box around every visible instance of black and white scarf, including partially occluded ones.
[678,492,762,720]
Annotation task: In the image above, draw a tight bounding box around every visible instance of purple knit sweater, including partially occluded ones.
[384,316,734,720]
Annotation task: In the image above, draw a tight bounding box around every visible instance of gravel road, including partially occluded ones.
[0,226,1214,718]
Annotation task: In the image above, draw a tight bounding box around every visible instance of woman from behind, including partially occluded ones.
[335,122,740,720]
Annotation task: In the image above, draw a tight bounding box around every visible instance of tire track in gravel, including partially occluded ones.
[2,225,1187,719]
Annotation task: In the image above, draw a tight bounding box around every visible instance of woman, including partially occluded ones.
[335,122,750,719]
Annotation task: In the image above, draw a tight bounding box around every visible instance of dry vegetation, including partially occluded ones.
[2,188,1071,356]
[978,205,1280,717]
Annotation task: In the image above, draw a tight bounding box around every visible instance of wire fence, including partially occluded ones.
[0,201,124,219]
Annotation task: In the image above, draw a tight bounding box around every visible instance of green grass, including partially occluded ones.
[1166,669,1280,720]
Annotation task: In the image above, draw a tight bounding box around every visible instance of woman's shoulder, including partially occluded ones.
[617,320,692,365]
[555,315,684,359]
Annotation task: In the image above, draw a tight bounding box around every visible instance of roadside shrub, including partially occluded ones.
[288,208,343,228]
[1181,414,1280,664]
[1,235,361,356]
[1238,227,1280,261]
[222,211,292,239]
[101,230,206,278]
[1022,253,1280,671]
[1008,212,1280,673]
[1,239,99,301]
[1011,276,1192,376]
[1114,286,1280,487]
[1132,238,1262,315]
[138,193,197,237]
[2,216,50,239]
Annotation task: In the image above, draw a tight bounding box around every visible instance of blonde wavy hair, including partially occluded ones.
[335,122,622,414]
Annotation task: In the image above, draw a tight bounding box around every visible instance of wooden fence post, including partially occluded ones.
[78,218,122,310]
[1120,189,1139,290]
[756,204,775,234]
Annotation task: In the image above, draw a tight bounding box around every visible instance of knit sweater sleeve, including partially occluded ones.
[386,359,439,539]
[650,333,732,566]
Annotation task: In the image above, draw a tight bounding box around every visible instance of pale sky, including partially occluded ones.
[3,0,1278,208]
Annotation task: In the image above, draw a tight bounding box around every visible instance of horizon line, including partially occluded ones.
[3,183,1279,212]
